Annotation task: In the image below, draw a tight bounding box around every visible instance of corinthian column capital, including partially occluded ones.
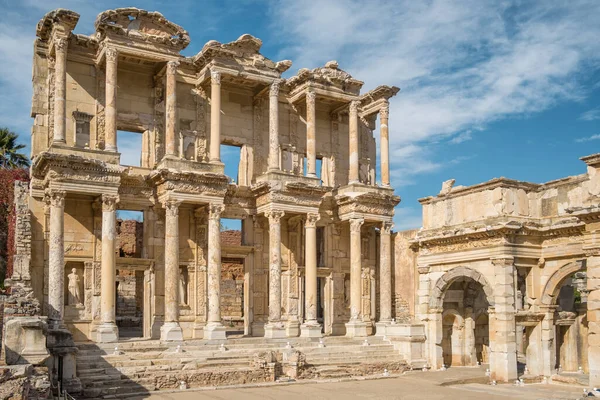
[270,81,280,97]
[45,189,66,208]
[349,218,364,233]
[167,60,180,75]
[266,210,285,224]
[211,70,221,85]
[208,203,225,220]
[305,213,320,228]
[101,194,120,212]
[105,47,118,63]
[349,100,360,114]
[380,102,389,119]
[164,200,181,217]
[381,221,393,235]
[54,37,68,52]
[306,90,316,103]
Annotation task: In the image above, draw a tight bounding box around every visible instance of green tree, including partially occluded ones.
[0,127,29,169]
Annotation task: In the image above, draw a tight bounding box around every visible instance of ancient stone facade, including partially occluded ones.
[397,154,600,384]
[25,6,400,350]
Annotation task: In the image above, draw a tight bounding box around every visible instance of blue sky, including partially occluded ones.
[1,0,599,231]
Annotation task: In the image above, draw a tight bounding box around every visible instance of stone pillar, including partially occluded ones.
[490,256,518,382]
[268,81,280,171]
[52,38,67,145]
[160,200,183,341]
[346,218,367,337]
[348,100,360,184]
[204,203,227,340]
[265,210,286,338]
[47,190,66,327]
[375,221,393,335]
[588,253,600,387]
[105,48,118,152]
[301,212,321,337]
[306,91,317,178]
[96,194,119,342]
[165,61,179,157]
[380,103,390,187]
[540,307,557,376]
[526,322,543,376]
[210,70,221,163]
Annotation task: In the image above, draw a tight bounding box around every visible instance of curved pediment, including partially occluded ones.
[36,9,80,41]
[94,8,190,51]
[287,61,364,95]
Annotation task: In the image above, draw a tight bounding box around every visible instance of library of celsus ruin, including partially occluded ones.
[2,6,600,398]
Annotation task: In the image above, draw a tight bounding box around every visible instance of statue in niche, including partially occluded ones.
[184,142,195,160]
[68,268,82,306]
[179,269,187,305]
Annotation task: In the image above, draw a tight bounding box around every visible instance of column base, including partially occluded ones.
[375,321,390,336]
[160,322,183,341]
[345,320,368,338]
[286,320,300,337]
[203,323,227,340]
[95,322,119,343]
[264,322,286,338]
[300,322,322,338]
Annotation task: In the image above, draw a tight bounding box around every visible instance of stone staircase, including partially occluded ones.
[75,336,410,398]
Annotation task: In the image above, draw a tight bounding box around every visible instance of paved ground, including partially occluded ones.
[131,367,585,400]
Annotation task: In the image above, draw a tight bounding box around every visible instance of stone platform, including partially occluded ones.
[75,336,411,398]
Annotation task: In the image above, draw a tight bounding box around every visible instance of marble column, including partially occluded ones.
[47,190,66,327]
[204,203,227,340]
[376,221,393,335]
[161,200,184,341]
[165,61,179,157]
[587,253,600,386]
[301,212,322,337]
[346,218,367,337]
[105,48,118,152]
[306,91,317,178]
[348,100,360,184]
[265,210,286,338]
[540,307,557,377]
[210,70,221,163]
[490,256,518,382]
[268,81,280,171]
[96,194,119,342]
[52,38,67,145]
[380,103,390,187]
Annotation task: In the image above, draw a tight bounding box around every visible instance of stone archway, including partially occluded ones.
[428,267,494,370]
[541,260,585,306]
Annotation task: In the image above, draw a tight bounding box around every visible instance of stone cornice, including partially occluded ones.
[285,61,364,96]
[94,8,190,51]
[36,9,80,41]
[566,205,600,222]
[581,153,600,168]
[412,219,585,249]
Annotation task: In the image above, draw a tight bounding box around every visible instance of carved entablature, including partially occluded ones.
[118,171,155,201]
[223,186,256,218]
[94,8,190,53]
[335,191,400,221]
[360,85,400,117]
[193,34,291,81]
[36,9,80,42]
[252,181,327,213]
[286,61,364,97]
[149,168,229,202]
[31,152,124,196]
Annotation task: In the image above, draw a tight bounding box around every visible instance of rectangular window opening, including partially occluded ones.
[116,210,144,259]
[221,144,241,184]
[117,130,143,167]
[221,218,243,246]
[303,156,323,183]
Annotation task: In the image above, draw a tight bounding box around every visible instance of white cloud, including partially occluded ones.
[575,134,600,143]
[449,131,472,144]
[579,107,600,121]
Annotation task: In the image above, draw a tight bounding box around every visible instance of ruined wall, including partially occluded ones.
[117,220,143,258]
[393,230,418,322]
